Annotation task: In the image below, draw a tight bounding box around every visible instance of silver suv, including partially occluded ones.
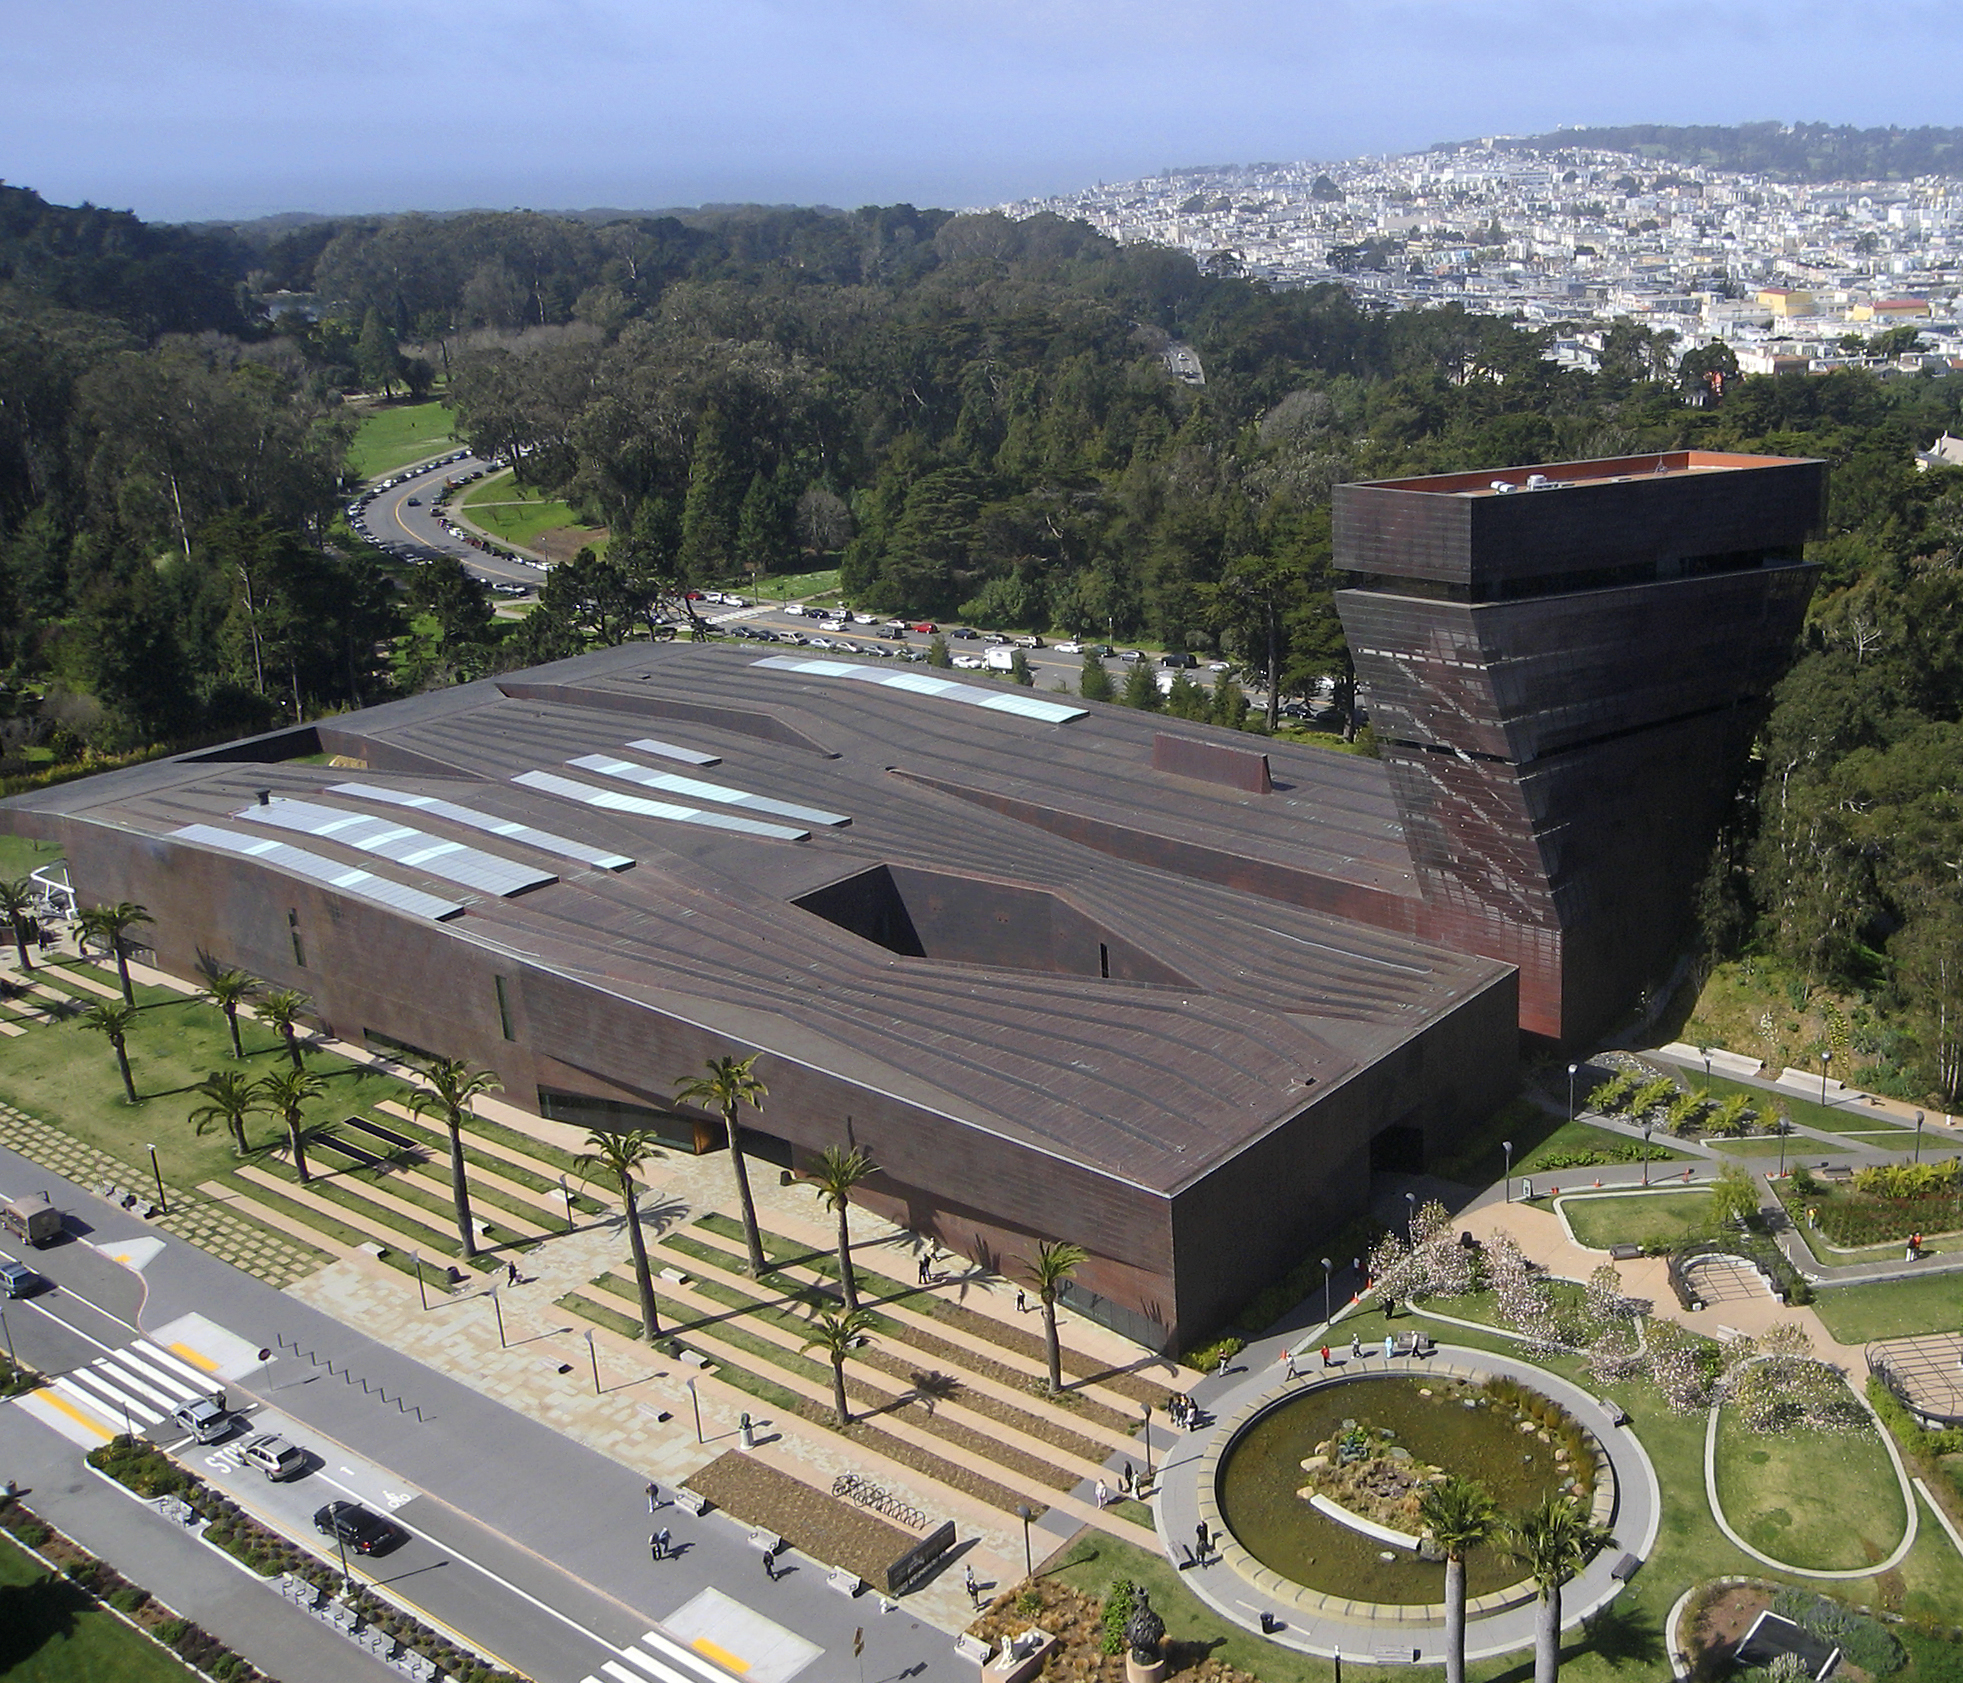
[170,1395,233,1444]
[239,1433,307,1481]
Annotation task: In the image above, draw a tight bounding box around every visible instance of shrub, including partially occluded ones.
[1771,1588,1906,1676]
[1182,1335,1243,1373]
[1853,1159,1960,1200]
[1100,1579,1137,1653]
[1589,1072,1638,1113]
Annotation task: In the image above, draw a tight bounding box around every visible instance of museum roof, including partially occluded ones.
[5,643,1510,1196]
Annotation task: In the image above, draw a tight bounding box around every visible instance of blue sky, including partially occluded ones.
[7,0,1963,221]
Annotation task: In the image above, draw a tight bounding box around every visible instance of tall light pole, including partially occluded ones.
[1641,1123,1655,1186]
[1776,1116,1792,1179]
[1016,1504,1035,1580]
[559,1175,575,1234]
[687,1376,703,1445]
[1404,1191,1417,1236]
[1700,1045,1712,1081]
[489,1289,506,1349]
[145,1144,167,1214]
[0,1302,17,1374]
[1502,1141,1513,1203]
[585,1329,600,1396]
[1567,1063,1579,1125]
[1819,1049,1832,1107]
[1914,1110,1925,1164]
[1321,1257,1334,1326]
[1140,1403,1153,1488]
[410,1250,429,1312]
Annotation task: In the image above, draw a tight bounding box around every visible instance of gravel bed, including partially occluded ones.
[686,1452,918,1587]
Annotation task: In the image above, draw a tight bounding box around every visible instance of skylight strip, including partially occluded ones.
[328,783,633,871]
[750,655,1087,724]
[567,756,851,828]
[512,771,808,842]
[232,798,556,897]
[170,824,463,921]
[625,738,721,767]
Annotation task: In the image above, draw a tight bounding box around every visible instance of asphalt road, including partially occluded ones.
[355,454,544,591]
[0,1147,959,1683]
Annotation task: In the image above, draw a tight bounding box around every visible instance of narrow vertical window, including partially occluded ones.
[1099,942,1110,979]
[288,909,306,968]
[494,975,515,1041]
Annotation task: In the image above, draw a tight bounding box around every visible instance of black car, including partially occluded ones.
[314,1501,404,1556]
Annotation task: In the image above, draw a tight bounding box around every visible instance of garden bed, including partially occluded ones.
[685,1452,919,1588]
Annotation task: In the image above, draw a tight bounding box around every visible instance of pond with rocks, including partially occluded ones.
[1217,1375,1591,1604]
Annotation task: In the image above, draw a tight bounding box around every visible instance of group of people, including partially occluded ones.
[1166,1392,1203,1430]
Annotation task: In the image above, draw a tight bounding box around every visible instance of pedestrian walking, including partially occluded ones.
[1195,1521,1211,1558]
[647,1481,660,1513]
[1383,1295,1396,1320]
[506,1261,520,1286]
[1095,1479,1111,1509]
[1214,1349,1230,1376]
[762,1544,776,1581]
[918,1254,931,1286]
[649,1533,660,1563]
[965,1565,980,1609]
[1350,1333,1361,1361]
[1015,1289,1027,1314]
[655,1527,670,1559]
[1382,1333,1394,1362]
[1320,1344,1331,1368]
[1283,1349,1298,1380]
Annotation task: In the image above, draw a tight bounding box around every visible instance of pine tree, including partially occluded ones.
[1009,649,1034,686]
[1123,660,1163,711]
[1079,653,1114,702]
[679,411,738,581]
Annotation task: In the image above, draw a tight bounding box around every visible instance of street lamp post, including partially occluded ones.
[1820,1049,1832,1106]
[1915,1110,1925,1164]
[1641,1122,1655,1186]
[410,1250,429,1312]
[489,1289,506,1349]
[585,1329,600,1396]
[1502,1140,1513,1204]
[1777,1117,1792,1179]
[1567,1063,1579,1125]
[1016,1504,1035,1580]
[687,1376,703,1445]
[1321,1257,1334,1326]
[1140,1403,1153,1488]
[331,1518,354,1597]
[0,1303,17,1373]
[145,1144,167,1214]
[1403,1191,1417,1236]
[559,1175,575,1235]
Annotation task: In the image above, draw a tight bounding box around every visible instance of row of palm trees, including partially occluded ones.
[1418,1475,1611,1683]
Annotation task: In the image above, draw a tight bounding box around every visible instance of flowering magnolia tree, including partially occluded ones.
[1367,1200,1475,1304]
[1717,1324,1865,1434]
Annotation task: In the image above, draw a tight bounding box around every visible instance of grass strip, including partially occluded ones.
[668,1231,1122,1455]
[557,1291,643,1341]
[366,1107,600,1204]
[247,1165,461,1256]
[694,1213,1168,1406]
[647,1264,1081,1494]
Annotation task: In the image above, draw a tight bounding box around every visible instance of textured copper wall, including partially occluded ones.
[1335,454,1825,1043]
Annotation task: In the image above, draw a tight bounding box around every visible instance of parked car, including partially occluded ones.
[313,1501,404,1556]
[908,621,937,634]
[1161,652,1197,669]
[951,654,985,669]
[949,627,980,640]
[1054,640,1083,654]
[1013,634,1044,649]
[239,1433,307,1481]
[405,497,420,507]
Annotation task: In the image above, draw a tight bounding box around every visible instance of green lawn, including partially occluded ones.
[347,402,456,480]
[459,472,600,552]
[1560,1190,1714,1251]
[755,567,841,603]
[0,1530,195,1681]
[1712,1408,1905,1571]
[0,836,63,883]
[1434,1097,1689,1190]
[1814,1271,1963,1342]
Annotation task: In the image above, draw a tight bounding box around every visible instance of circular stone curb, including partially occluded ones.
[1154,1343,1660,1662]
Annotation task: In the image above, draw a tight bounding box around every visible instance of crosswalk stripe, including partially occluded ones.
[615,1647,689,1682]
[130,1341,216,1391]
[601,1662,648,1683]
[19,1387,115,1445]
[88,1356,180,1413]
[639,1628,742,1683]
[118,1346,207,1400]
[55,1373,157,1426]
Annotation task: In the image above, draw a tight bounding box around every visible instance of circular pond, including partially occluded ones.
[1216,1375,1584,1605]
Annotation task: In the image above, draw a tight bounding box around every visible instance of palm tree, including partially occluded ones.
[1419,1475,1502,1683]
[1504,1492,1612,1683]
[77,902,152,1005]
[0,877,37,975]
[199,966,259,1059]
[576,1130,666,1340]
[810,1144,878,1312]
[81,1001,139,1104]
[253,1065,325,1184]
[674,1055,770,1275]
[257,989,312,1070]
[800,1306,878,1427]
[190,1069,258,1157]
[407,1058,504,1259]
[1022,1240,1088,1394]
